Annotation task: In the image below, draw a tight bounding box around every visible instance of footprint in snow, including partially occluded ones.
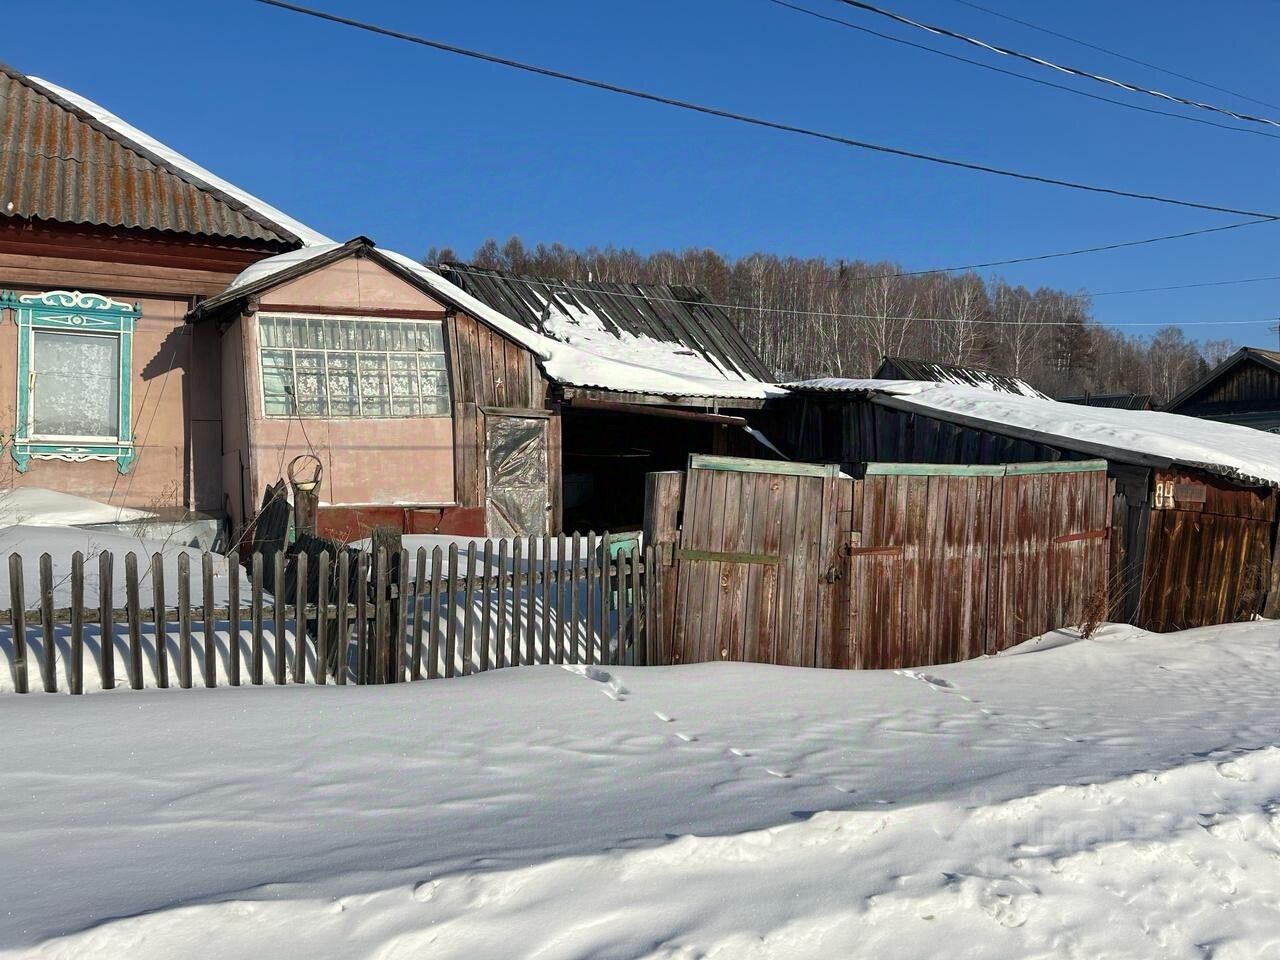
[412,880,438,903]
[766,768,791,779]
[654,711,674,722]
[729,747,751,757]
[675,732,697,743]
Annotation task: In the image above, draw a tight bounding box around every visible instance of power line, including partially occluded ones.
[769,0,1280,142]
[943,0,1280,113]
[251,0,1280,218]
[441,263,1280,328]
[1088,273,1280,298]
[830,0,1280,131]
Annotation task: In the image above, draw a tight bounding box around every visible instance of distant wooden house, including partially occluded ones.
[1164,347,1280,432]
[1061,392,1154,411]
[874,356,1046,397]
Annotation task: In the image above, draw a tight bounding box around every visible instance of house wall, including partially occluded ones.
[234,259,459,513]
[1165,358,1280,432]
[0,221,282,518]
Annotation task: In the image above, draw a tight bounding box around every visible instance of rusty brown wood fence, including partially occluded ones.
[0,535,662,695]
[657,456,1112,671]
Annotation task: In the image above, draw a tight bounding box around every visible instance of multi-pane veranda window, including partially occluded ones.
[31,330,121,438]
[258,315,450,418]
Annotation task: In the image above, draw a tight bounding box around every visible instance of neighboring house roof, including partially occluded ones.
[874,356,1047,399]
[0,63,326,247]
[193,240,785,402]
[1164,347,1280,412]
[1061,392,1154,411]
[787,378,1280,488]
[438,264,776,384]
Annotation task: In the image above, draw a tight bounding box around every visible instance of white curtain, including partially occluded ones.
[32,331,119,437]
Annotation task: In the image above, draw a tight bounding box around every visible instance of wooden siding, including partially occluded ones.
[1136,468,1277,631]
[1169,355,1280,417]
[446,307,553,520]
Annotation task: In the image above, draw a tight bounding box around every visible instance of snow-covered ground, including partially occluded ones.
[3,622,1280,959]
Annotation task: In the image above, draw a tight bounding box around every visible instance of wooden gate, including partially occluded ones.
[1138,469,1276,631]
[843,461,1111,668]
[670,455,851,666]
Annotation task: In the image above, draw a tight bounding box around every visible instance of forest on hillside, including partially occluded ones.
[425,236,1240,403]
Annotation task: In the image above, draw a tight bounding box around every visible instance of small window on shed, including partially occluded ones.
[257,314,451,418]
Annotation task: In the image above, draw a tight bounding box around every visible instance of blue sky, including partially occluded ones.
[9,0,1280,344]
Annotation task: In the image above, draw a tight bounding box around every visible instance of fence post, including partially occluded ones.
[495,539,509,670]
[462,542,476,676]
[372,546,389,684]
[615,547,628,667]
[202,553,216,688]
[335,550,350,685]
[125,552,142,690]
[629,545,642,666]
[479,540,493,673]
[293,550,309,684]
[354,550,370,684]
[98,551,114,690]
[316,551,330,685]
[411,547,426,680]
[585,533,597,666]
[540,535,553,666]
[644,471,683,664]
[251,552,264,685]
[178,552,192,690]
[444,543,458,678]
[272,551,286,685]
[70,551,84,695]
[428,546,444,679]
[568,533,580,664]
[600,532,612,665]
[38,553,55,693]
[501,542,517,670]
[227,551,241,687]
[524,537,538,666]
[151,553,168,689]
[554,532,566,665]
[397,547,410,682]
[8,555,27,694]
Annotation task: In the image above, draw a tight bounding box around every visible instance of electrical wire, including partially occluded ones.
[768,0,1280,142]
[829,0,1280,130]
[943,0,1280,113]
[250,0,1280,218]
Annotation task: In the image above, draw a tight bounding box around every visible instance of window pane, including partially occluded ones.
[32,331,120,437]
[326,351,358,416]
[387,323,410,353]
[419,353,447,371]
[294,351,328,416]
[358,354,389,416]
[259,316,278,347]
[261,348,294,416]
[417,323,444,352]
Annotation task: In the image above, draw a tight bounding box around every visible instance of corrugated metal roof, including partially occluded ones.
[1061,392,1154,410]
[439,264,775,384]
[0,64,298,245]
[874,356,1047,398]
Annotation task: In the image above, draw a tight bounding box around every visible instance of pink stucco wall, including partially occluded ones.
[231,256,458,513]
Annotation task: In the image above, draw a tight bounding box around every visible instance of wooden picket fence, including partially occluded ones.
[0,534,663,695]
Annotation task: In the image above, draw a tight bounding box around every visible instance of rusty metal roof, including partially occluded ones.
[0,64,300,245]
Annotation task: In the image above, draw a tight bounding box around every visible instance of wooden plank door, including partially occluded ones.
[670,456,849,667]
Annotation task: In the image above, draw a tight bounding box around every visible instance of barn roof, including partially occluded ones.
[874,356,1047,398]
[1060,392,1154,411]
[788,378,1280,488]
[438,264,775,385]
[0,64,323,247]
[1164,346,1280,412]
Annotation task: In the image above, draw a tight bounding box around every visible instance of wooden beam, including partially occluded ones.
[689,454,839,478]
[568,396,748,426]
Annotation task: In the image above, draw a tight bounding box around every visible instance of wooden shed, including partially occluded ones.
[762,380,1280,634]
[1164,346,1280,432]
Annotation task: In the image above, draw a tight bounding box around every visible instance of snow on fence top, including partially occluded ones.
[788,379,1280,488]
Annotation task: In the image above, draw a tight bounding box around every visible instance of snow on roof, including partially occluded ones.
[0,488,151,527]
[791,379,1280,487]
[225,245,784,401]
[27,76,332,248]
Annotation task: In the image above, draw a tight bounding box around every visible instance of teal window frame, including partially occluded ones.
[4,290,139,474]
